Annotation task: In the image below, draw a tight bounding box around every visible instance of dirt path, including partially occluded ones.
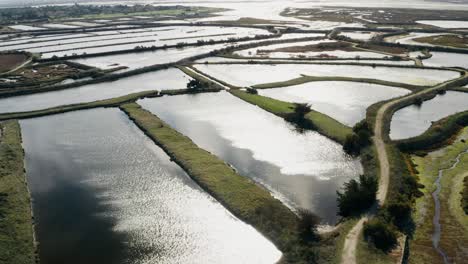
[1,58,32,75]
[340,70,468,264]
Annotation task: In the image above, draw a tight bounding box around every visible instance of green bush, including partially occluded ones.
[462,176,468,215]
[297,209,321,241]
[337,175,377,217]
[363,218,398,252]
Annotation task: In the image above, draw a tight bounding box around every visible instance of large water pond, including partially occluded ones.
[71,44,229,70]
[259,81,410,126]
[423,52,468,69]
[194,64,459,87]
[21,108,280,264]
[390,91,468,140]
[234,39,386,59]
[0,68,190,114]
[416,20,468,28]
[139,92,362,224]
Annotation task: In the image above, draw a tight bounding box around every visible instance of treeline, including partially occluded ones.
[0,5,213,25]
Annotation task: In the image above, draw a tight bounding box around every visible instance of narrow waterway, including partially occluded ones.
[432,149,468,264]
[20,108,281,264]
[139,92,362,225]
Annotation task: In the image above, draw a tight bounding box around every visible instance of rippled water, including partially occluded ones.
[0,68,190,114]
[390,91,468,140]
[423,51,468,69]
[259,81,410,126]
[194,64,459,87]
[21,108,280,264]
[139,92,362,224]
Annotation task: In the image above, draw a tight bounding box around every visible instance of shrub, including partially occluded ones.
[462,176,468,215]
[246,87,258,94]
[343,134,361,155]
[297,209,321,241]
[186,79,206,90]
[363,218,398,252]
[286,103,313,129]
[413,97,423,106]
[337,175,377,217]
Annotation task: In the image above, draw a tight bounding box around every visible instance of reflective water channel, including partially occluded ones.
[390,91,468,140]
[21,108,280,264]
[0,68,191,114]
[259,81,410,126]
[139,91,363,225]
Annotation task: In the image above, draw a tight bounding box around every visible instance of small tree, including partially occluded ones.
[286,103,313,129]
[297,209,321,240]
[186,79,205,90]
[337,175,377,217]
[363,218,398,252]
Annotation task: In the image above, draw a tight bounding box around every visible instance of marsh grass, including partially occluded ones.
[0,121,35,264]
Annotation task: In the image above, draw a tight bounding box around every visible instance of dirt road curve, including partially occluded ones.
[340,70,468,264]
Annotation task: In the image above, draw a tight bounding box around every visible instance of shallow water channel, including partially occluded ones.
[139,91,363,225]
[259,81,410,126]
[21,108,280,264]
[390,91,468,140]
[0,68,191,114]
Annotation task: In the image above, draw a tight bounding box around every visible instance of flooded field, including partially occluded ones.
[139,92,362,224]
[423,52,468,69]
[194,63,459,86]
[259,81,410,126]
[0,68,190,113]
[233,39,387,59]
[390,91,468,140]
[21,108,280,264]
[13,26,269,57]
[71,44,228,70]
[416,20,468,28]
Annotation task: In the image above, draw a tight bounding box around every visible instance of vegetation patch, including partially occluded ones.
[0,52,29,73]
[396,110,468,153]
[0,121,35,264]
[0,5,226,24]
[229,89,352,144]
[413,34,468,49]
[410,128,468,264]
[252,75,424,92]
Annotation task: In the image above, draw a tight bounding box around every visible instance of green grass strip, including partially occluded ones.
[0,121,35,264]
[119,102,301,254]
[230,90,352,144]
[0,90,159,121]
[252,75,424,92]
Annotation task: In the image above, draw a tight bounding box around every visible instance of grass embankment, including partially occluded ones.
[119,103,324,262]
[413,34,468,49]
[252,75,424,92]
[229,89,352,144]
[410,128,468,264]
[186,66,241,89]
[396,110,468,153]
[0,90,159,121]
[0,88,223,121]
[177,66,225,90]
[0,121,35,264]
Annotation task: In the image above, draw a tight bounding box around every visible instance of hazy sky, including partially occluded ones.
[1,0,468,9]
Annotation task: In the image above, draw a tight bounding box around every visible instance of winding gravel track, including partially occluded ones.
[340,70,468,264]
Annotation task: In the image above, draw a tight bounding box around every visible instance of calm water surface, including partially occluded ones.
[21,108,280,264]
[0,68,190,114]
[259,81,410,126]
[139,92,363,224]
[390,91,468,140]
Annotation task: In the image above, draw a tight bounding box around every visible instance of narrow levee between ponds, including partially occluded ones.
[138,91,363,225]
